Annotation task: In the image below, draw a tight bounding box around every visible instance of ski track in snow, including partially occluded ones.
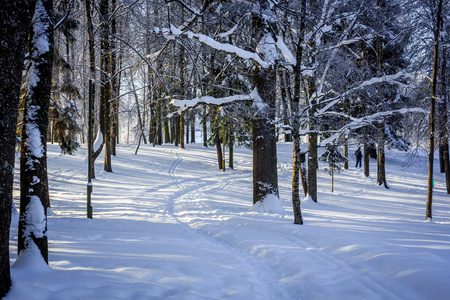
[164,149,413,300]
[8,143,450,300]
[165,150,292,300]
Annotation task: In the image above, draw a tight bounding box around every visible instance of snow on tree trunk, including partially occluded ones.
[252,66,279,204]
[0,1,36,296]
[18,0,54,265]
[251,3,279,204]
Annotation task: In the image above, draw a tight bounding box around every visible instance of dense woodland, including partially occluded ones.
[0,0,449,297]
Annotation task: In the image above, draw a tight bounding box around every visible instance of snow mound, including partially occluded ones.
[12,241,51,273]
[250,194,286,214]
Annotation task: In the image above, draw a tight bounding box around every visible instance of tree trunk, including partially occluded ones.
[290,0,306,222]
[85,0,96,178]
[191,113,196,143]
[164,101,170,143]
[376,29,387,188]
[174,115,180,147]
[331,165,334,192]
[0,1,35,296]
[426,0,444,220]
[216,135,223,169]
[110,0,117,156]
[229,133,234,169]
[364,139,370,177]
[180,113,185,149]
[292,137,304,224]
[438,31,450,193]
[308,132,318,202]
[203,105,208,147]
[18,0,54,264]
[251,4,279,204]
[377,125,388,188]
[99,0,112,172]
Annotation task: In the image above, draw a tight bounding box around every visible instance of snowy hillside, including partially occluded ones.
[6,142,450,300]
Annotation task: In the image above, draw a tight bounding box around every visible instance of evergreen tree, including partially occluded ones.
[320,145,347,192]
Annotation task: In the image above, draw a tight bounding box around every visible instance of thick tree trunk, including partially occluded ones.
[18,0,54,264]
[252,66,278,203]
[251,4,279,204]
[0,1,35,296]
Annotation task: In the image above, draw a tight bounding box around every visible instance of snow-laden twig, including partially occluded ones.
[316,72,415,116]
[54,0,73,30]
[319,107,427,146]
[111,33,172,99]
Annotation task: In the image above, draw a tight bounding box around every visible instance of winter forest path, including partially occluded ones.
[7,143,450,300]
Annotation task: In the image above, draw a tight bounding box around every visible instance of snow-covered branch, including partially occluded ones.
[316,72,415,116]
[319,107,427,146]
[168,88,264,116]
[157,25,296,68]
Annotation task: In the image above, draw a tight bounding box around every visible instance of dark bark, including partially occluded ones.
[376,30,388,188]
[110,0,118,156]
[438,32,450,193]
[364,140,370,177]
[190,114,196,143]
[164,102,171,143]
[290,0,306,223]
[0,1,35,296]
[85,0,96,177]
[18,0,54,264]
[308,132,318,202]
[99,0,112,172]
[229,133,234,169]
[179,42,185,149]
[251,3,279,204]
[377,127,389,189]
[426,0,444,220]
[203,105,208,147]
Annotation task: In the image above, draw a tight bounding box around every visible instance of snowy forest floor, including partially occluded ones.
[6,142,450,300]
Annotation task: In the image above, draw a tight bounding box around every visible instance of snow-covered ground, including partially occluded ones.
[6,142,450,300]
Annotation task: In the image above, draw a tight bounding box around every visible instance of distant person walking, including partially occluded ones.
[355,147,362,168]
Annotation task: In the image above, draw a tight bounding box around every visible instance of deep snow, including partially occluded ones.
[6,142,450,299]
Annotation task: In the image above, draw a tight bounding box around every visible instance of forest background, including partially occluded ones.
[0,0,449,298]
